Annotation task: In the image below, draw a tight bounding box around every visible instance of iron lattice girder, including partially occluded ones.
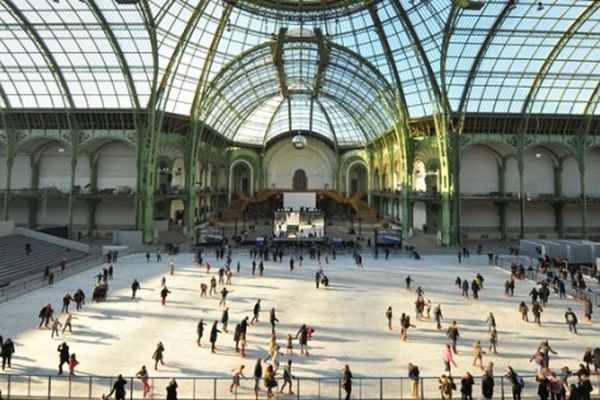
[273,27,290,98]
[313,28,330,98]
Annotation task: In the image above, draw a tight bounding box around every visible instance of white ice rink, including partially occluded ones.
[0,251,598,398]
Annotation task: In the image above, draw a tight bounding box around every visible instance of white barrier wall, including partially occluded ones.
[97,142,136,190]
[460,147,498,194]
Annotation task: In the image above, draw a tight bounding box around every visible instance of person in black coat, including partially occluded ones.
[131,279,141,300]
[166,378,178,400]
[73,289,85,311]
[57,342,69,375]
[341,365,353,400]
[1,338,15,370]
[107,374,127,400]
[210,321,221,353]
[297,324,309,356]
[196,319,206,346]
[481,371,494,400]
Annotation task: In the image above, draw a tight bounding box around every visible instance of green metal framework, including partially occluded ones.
[0,0,599,244]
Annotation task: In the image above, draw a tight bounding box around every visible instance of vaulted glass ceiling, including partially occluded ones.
[0,0,599,148]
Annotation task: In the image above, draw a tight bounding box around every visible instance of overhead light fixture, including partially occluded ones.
[58,147,65,153]
[537,1,543,10]
[452,0,485,10]
[535,153,542,158]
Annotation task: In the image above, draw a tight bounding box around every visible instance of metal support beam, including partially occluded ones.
[273,28,289,98]
[184,3,233,236]
[312,28,330,98]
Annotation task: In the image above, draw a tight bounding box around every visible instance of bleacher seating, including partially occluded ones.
[0,234,89,286]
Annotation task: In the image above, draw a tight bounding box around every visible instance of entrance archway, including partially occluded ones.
[292,169,308,190]
[232,162,252,195]
[348,163,368,195]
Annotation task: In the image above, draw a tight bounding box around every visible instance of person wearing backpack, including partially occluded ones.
[506,366,524,400]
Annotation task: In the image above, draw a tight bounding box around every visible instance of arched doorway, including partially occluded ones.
[292,169,308,190]
[348,163,368,195]
[232,162,252,195]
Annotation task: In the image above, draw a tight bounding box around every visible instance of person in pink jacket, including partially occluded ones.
[443,344,458,374]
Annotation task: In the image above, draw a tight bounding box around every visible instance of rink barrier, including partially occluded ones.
[0,251,134,304]
[495,255,600,307]
[0,374,598,400]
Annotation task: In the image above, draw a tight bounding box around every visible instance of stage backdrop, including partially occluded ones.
[284,193,316,210]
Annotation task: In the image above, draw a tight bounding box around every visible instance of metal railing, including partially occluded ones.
[1,374,598,400]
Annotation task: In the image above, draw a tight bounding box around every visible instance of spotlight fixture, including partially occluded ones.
[537,1,543,10]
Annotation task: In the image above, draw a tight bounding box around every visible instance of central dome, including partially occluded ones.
[225,0,381,21]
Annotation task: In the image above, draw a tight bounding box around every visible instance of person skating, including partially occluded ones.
[152,341,165,370]
[472,340,485,370]
[68,353,79,376]
[582,297,593,322]
[485,313,496,332]
[196,319,206,346]
[538,340,558,369]
[221,307,229,332]
[564,308,578,334]
[286,333,294,354]
[461,279,469,298]
[166,378,177,400]
[168,259,175,276]
[62,313,74,334]
[38,303,54,329]
[296,324,309,356]
[155,250,162,263]
[61,292,73,313]
[73,289,85,311]
[233,323,241,352]
[57,342,69,375]
[251,299,261,324]
[385,306,393,331]
[405,275,413,290]
[229,365,245,394]
[253,358,262,397]
[269,308,279,333]
[443,344,457,375]
[1,338,15,370]
[240,332,247,358]
[258,260,264,276]
[263,364,278,399]
[209,277,217,296]
[461,371,475,400]
[107,375,127,400]
[519,301,529,322]
[341,364,352,400]
[160,286,171,306]
[532,302,543,326]
[279,360,295,395]
[51,318,62,338]
[488,328,498,354]
[471,279,480,300]
[434,305,444,331]
[131,279,141,300]
[447,321,460,354]
[210,321,221,353]
[136,365,151,398]
[219,287,230,307]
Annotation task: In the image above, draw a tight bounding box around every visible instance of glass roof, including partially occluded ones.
[0,0,598,147]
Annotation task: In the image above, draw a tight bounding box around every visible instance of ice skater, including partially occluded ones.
[136,365,151,398]
[386,306,393,331]
[210,321,221,353]
[447,321,460,354]
[472,340,485,369]
[51,318,62,338]
[68,353,79,376]
[196,319,206,346]
[219,287,230,307]
[57,342,69,374]
[564,308,578,334]
[279,360,295,395]
[160,286,171,306]
[229,365,246,394]
[168,259,175,275]
[519,301,529,321]
[152,342,165,370]
[107,375,127,400]
[62,313,74,334]
[251,300,261,324]
[61,292,73,313]
[131,279,140,299]
[221,307,229,332]
[269,308,279,333]
[434,304,443,331]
